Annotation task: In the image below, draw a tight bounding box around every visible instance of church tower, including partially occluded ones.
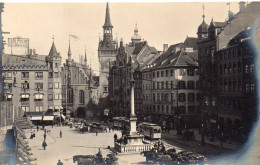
[98,2,118,99]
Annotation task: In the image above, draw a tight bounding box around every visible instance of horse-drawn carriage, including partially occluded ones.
[89,123,107,133]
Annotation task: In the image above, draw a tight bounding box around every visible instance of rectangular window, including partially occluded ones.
[153,72,155,78]
[166,70,168,76]
[48,94,53,101]
[250,64,254,73]
[161,82,164,89]
[170,69,174,76]
[157,71,160,77]
[178,81,186,89]
[157,82,160,89]
[4,72,12,80]
[49,72,53,78]
[54,94,59,100]
[188,93,195,102]
[179,93,186,102]
[171,81,174,89]
[245,65,249,74]
[49,83,53,89]
[179,69,185,76]
[55,63,58,68]
[153,93,155,101]
[161,71,164,77]
[166,81,168,89]
[187,69,195,76]
[21,106,30,112]
[35,83,43,91]
[21,83,30,90]
[35,106,43,112]
[54,82,59,89]
[35,72,43,79]
[21,72,29,79]
[187,81,195,89]
[157,93,160,101]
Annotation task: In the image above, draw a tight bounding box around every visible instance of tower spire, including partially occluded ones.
[68,36,71,61]
[103,2,113,28]
[202,4,205,21]
[84,44,87,66]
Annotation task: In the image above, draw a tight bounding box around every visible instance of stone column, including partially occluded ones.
[130,76,137,134]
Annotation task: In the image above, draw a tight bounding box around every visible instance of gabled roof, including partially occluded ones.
[184,37,198,50]
[132,41,147,54]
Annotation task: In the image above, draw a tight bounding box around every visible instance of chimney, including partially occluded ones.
[163,44,168,52]
[239,1,246,12]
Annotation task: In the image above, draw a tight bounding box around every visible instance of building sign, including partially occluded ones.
[8,37,29,47]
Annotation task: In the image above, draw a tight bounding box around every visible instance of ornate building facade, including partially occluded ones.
[61,42,98,118]
[98,2,118,99]
[2,39,63,117]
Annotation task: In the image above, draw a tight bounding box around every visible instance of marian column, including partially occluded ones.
[129,66,137,134]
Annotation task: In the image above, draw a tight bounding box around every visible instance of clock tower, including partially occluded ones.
[98,2,118,98]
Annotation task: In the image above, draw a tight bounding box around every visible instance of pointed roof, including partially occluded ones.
[49,41,59,56]
[68,40,71,56]
[84,45,87,62]
[103,2,113,28]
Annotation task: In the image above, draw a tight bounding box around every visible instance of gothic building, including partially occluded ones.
[98,2,118,99]
[61,42,98,118]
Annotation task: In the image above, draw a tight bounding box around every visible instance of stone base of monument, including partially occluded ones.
[115,132,153,153]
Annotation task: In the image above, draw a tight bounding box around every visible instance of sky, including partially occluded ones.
[2,2,239,75]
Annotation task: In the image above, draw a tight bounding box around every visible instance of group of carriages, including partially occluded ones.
[72,120,107,133]
[141,142,205,165]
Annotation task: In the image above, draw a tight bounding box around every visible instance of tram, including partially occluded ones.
[112,117,129,130]
[138,123,161,140]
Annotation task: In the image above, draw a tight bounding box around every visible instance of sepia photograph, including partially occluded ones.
[0,1,260,164]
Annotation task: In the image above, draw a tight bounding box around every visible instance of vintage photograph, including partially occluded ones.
[0,1,260,164]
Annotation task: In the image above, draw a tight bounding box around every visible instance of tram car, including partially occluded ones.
[112,117,129,130]
[138,123,161,140]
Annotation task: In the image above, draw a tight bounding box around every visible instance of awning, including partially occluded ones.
[61,114,66,120]
[42,116,54,121]
[31,116,42,121]
[7,94,13,99]
[48,106,53,110]
[34,94,43,99]
[60,106,64,109]
[54,106,60,110]
[21,94,30,98]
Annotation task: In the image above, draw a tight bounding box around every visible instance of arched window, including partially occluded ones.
[68,88,73,103]
[79,90,85,104]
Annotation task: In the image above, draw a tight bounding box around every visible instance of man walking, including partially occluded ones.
[44,133,46,141]
[60,130,62,138]
[96,130,98,136]
[42,141,47,150]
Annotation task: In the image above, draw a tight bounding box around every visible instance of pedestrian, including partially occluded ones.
[44,133,46,141]
[36,125,39,132]
[42,123,45,130]
[60,130,62,138]
[52,122,54,128]
[57,159,63,165]
[42,141,47,150]
[96,130,98,136]
[109,126,111,133]
[114,133,117,142]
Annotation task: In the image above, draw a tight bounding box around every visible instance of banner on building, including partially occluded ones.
[7,36,29,47]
